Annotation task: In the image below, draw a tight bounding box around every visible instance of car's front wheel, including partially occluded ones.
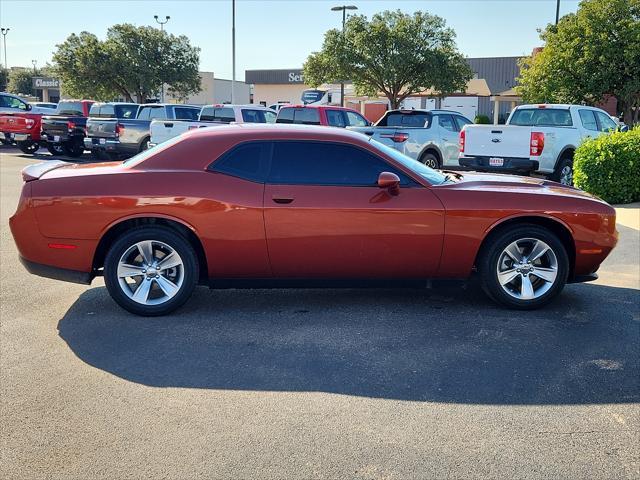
[478,225,569,309]
[104,226,199,316]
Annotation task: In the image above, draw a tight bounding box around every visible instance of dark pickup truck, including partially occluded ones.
[41,100,95,157]
[84,103,200,159]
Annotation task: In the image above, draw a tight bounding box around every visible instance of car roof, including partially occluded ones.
[280,104,359,111]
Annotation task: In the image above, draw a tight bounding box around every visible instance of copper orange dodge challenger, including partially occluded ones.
[10,125,617,315]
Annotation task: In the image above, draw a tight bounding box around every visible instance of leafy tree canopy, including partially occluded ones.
[52,24,201,103]
[7,69,37,96]
[303,10,473,109]
[516,0,640,124]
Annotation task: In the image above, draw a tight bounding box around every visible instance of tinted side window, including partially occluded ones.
[346,111,368,127]
[437,115,457,132]
[241,109,270,123]
[148,107,165,120]
[579,110,598,131]
[595,111,617,132]
[57,101,84,116]
[208,142,269,182]
[137,107,152,120]
[454,115,472,130]
[276,108,295,123]
[268,141,411,186]
[174,107,200,120]
[326,110,346,127]
[116,104,138,119]
[384,112,431,127]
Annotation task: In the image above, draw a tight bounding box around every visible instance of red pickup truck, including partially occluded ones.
[0,112,43,154]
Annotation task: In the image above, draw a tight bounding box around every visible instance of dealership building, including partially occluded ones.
[246,56,524,122]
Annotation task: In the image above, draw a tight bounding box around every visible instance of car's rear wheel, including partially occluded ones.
[479,225,569,309]
[104,226,199,316]
[552,156,573,186]
[46,143,64,156]
[139,137,150,152]
[18,141,39,154]
[63,138,85,158]
[420,151,440,169]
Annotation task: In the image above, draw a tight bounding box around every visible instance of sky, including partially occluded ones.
[1,0,581,80]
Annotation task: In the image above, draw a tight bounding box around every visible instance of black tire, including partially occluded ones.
[478,224,569,310]
[18,141,39,154]
[551,156,573,186]
[46,143,64,156]
[420,151,440,169]
[139,137,150,153]
[104,226,199,316]
[63,138,85,158]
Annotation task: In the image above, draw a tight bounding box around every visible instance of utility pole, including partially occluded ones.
[32,59,37,75]
[331,5,357,107]
[154,15,170,102]
[1,28,9,69]
[555,0,560,24]
[231,0,236,104]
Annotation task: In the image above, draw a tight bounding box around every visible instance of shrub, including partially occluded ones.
[474,114,491,124]
[573,129,640,204]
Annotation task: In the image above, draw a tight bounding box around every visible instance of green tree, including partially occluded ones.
[516,0,640,125]
[303,10,472,109]
[0,67,8,91]
[52,24,201,103]
[7,69,37,96]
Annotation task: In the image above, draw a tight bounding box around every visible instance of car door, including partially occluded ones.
[578,109,599,141]
[594,111,618,136]
[263,140,445,278]
[434,114,460,165]
[205,141,272,277]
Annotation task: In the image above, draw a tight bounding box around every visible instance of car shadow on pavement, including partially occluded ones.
[57,281,639,405]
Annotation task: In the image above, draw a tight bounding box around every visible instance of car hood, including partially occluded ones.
[440,170,603,202]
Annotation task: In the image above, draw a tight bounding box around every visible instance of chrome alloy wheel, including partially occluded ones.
[560,165,573,186]
[496,238,558,300]
[117,240,184,305]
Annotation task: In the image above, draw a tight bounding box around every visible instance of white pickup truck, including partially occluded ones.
[150,104,277,146]
[459,104,618,185]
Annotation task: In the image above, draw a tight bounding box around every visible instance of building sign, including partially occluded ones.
[245,69,305,85]
[32,77,61,89]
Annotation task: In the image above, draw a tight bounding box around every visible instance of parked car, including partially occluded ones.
[458,104,619,185]
[276,104,370,128]
[85,103,200,159]
[41,100,95,157]
[0,112,43,153]
[10,125,617,316]
[0,92,55,115]
[149,104,276,146]
[349,109,473,168]
[84,102,140,159]
[267,102,289,112]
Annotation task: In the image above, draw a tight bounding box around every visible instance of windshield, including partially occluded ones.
[369,138,447,185]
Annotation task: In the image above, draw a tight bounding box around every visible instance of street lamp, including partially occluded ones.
[231,0,236,104]
[555,0,560,24]
[32,59,37,74]
[153,15,170,102]
[153,15,170,31]
[1,28,9,69]
[331,5,357,106]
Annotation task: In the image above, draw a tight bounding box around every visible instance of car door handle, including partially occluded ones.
[272,197,294,204]
[164,122,173,127]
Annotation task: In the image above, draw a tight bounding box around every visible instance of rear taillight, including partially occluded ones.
[459,129,466,153]
[380,132,409,143]
[115,123,125,137]
[530,132,545,156]
[67,121,76,131]
[25,118,35,129]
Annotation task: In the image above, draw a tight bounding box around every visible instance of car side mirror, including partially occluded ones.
[25,103,32,111]
[378,171,400,195]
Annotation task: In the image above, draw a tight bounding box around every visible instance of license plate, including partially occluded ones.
[99,138,106,145]
[14,134,28,141]
[489,157,504,166]
[53,135,60,142]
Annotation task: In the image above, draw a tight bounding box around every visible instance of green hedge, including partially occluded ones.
[474,114,491,124]
[574,129,640,204]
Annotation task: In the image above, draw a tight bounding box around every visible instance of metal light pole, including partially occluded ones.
[555,0,560,24]
[231,0,236,104]
[154,15,170,102]
[32,59,37,74]
[1,28,9,69]
[331,5,357,107]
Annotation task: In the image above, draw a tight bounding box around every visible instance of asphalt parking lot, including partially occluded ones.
[1,145,639,479]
